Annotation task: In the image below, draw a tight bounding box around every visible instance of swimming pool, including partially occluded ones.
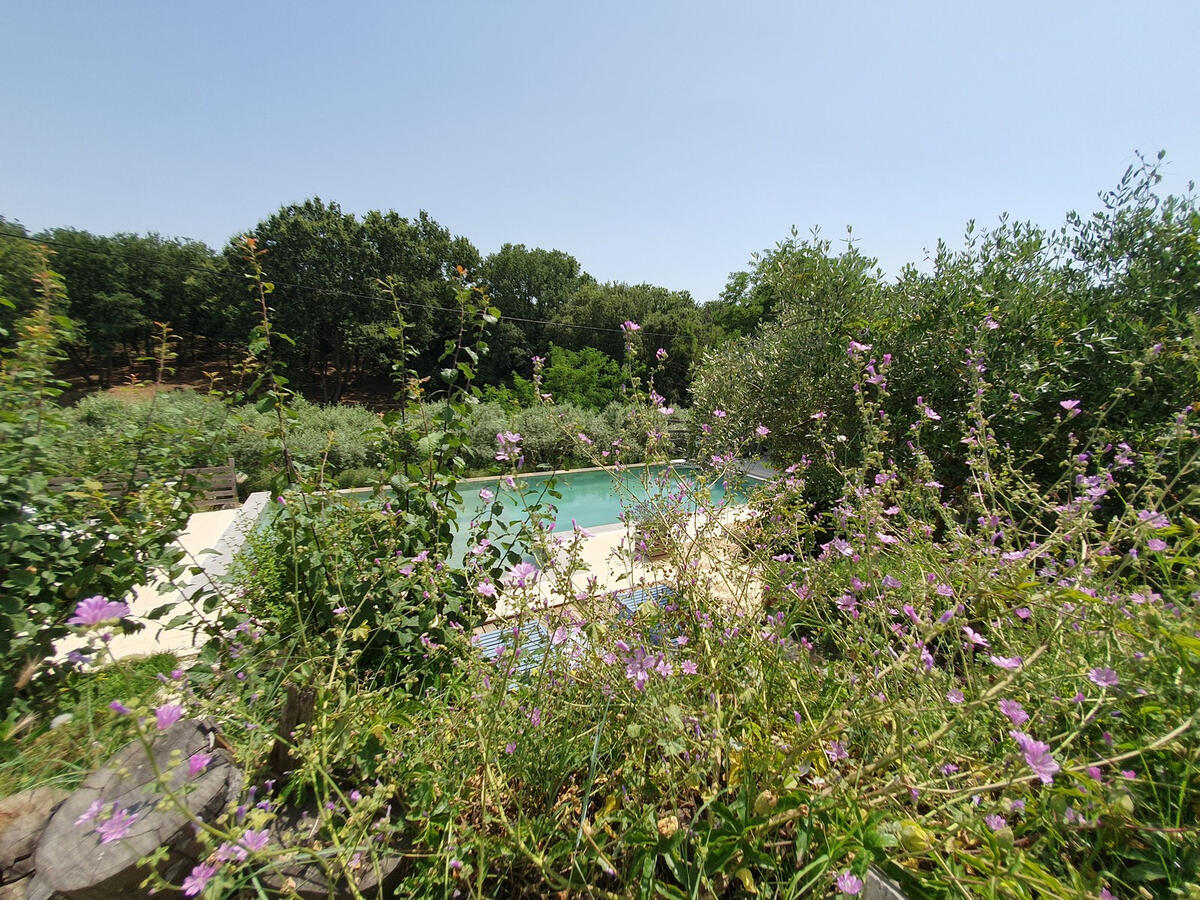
[452,463,746,558]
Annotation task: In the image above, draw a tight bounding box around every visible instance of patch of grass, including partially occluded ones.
[0,652,179,795]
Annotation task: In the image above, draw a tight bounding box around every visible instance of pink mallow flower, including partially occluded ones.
[504,562,539,588]
[835,872,864,896]
[95,803,139,843]
[1010,730,1060,784]
[155,703,184,731]
[67,595,130,627]
[239,828,270,853]
[182,862,219,897]
[1088,667,1119,688]
[187,752,212,778]
[998,699,1029,725]
[990,655,1023,670]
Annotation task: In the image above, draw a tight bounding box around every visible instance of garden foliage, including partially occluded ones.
[4,167,1200,899]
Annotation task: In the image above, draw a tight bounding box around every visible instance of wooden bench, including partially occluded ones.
[47,458,241,511]
[181,458,240,511]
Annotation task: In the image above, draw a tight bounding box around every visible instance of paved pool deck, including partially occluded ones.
[483,504,760,627]
[59,493,270,663]
[78,474,762,663]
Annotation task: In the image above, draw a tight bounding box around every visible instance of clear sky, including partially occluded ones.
[3,0,1198,302]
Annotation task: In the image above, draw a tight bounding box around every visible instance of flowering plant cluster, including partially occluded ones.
[6,171,1200,899]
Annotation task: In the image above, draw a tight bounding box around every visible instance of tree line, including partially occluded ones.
[0,200,719,406]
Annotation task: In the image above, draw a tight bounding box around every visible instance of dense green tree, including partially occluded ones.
[512,343,623,409]
[547,281,702,404]
[33,229,218,385]
[0,219,46,341]
[236,199,480,402]
[476,244,591,383]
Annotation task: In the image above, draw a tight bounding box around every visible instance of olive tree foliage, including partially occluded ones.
[692,154,1200,505]
[692,231,884,476]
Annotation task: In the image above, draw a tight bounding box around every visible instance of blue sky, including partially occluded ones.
[3,0,1197,302]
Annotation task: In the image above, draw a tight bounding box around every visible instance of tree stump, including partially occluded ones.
[261,804,403,899]
[27,720,240,900]
[0,787,69,899]
[864,866,912,900]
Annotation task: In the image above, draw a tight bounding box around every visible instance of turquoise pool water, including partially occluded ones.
[452,464,746,559]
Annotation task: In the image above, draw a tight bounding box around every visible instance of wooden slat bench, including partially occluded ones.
[46,457,241,511]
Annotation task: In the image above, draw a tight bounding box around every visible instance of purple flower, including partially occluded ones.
[74,799,105,827]
[825,740,848,761]
[95,803,138,843]
[109,700,131,715]
[503,561,539,588]
[477,580,497,598]
[1137,509,1169,528]
[962,626,989,647]
[712,409,726,419]
[836,871,864,895]
[155,703,184,731]
[1088,667,1119,688]
[1146,538,1168,552]
[990,655,1023,670]
[755,424,770,437]
[681,659,697,675]
[1059,399,1081,413]
[494,430,524,462]
[67,595,130,627]
[882,574,903,590]
[624,647,653,691]
[984,814,1007,831]
[947,689,965,704]
[187,752,212,778]
[1010,731,1060,784]
[479,488,494,501]
[998,699,1029,725]
[620,320,641,333]
[239,828,270,853]
[182,862,219,896]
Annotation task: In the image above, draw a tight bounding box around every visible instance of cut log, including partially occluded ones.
[864,866,912,900]
[28,720,241,900]
[261,804,402,899]
[0,787,69,885]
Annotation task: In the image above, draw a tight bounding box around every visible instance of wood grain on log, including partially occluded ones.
[29,720,240,900]
[0,787,69,886]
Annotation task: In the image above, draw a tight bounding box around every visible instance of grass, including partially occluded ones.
[0,652,180,795]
